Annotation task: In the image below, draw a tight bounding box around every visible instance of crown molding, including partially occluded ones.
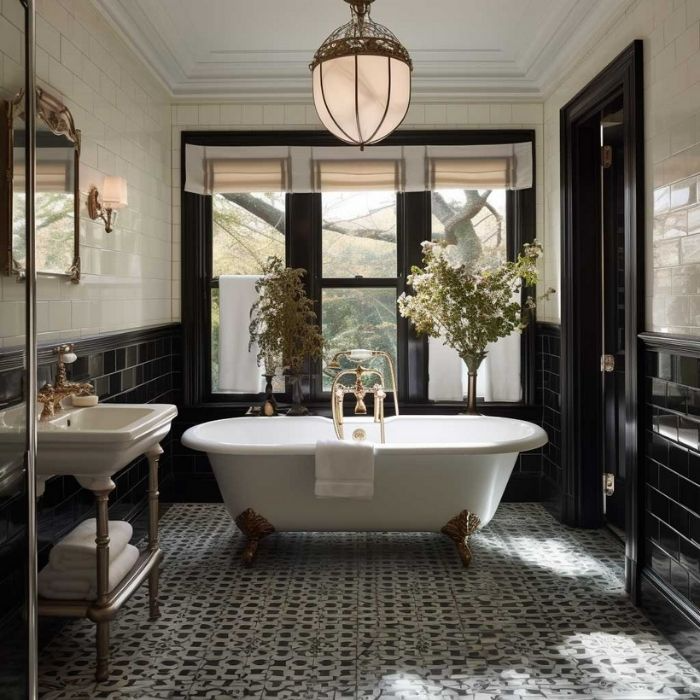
[90,0,631,103]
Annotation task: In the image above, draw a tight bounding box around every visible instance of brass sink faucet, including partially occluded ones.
[37,344,94,420]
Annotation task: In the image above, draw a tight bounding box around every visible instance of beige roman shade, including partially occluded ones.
[184,141,533,194]
[428,157,513,189]
[205,158,289,193]
[313,159,403,191]
[14,161,70,192]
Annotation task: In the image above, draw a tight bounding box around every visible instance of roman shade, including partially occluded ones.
[14,161,70,192]
[184,142,533,194]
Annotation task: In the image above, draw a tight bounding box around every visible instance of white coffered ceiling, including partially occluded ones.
[92,0,631,102]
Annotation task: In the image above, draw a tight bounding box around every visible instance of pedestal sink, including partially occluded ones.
[22,401,178,682]
[35,403,177,491]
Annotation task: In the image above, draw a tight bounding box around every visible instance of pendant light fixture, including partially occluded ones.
[310,0,412,149]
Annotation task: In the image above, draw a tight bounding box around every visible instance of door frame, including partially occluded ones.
[559,40,644,597]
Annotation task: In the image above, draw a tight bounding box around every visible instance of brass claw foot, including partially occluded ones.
[441,510,481,567]
[234,508,275,565]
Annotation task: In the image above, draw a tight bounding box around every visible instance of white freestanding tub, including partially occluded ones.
[182,415,548,566]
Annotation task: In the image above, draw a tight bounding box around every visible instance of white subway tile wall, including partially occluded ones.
[543,0,700,329]
[0,0,172,348]
[169,102,545,323]
[6,0,699,336]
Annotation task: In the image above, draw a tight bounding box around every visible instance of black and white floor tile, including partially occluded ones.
[38,503,700,699]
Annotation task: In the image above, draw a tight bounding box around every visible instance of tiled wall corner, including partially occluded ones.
[536,323,562,514]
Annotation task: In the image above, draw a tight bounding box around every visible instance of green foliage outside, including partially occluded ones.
[211,188,510,393]
[13,192,74,272]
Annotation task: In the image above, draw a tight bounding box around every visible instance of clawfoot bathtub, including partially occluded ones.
[182,415,548,566]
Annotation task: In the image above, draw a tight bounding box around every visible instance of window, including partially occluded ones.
[210,192,285,393]
[182,131,535,408]
[321,191,398,390]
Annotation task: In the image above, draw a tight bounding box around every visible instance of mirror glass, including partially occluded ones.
[2,88,80,281]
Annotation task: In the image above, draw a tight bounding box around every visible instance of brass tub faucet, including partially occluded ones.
[327,349,398,443]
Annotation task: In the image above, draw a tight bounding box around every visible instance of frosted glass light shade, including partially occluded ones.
[101,176,128,210]
[312,55,411,147]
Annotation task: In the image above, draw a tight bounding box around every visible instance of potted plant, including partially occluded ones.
[398,240,550,414]
[249,257,324,415]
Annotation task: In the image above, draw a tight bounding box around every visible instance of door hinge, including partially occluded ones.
[601,353,615,372]
[603,472,615,497]
[601,145,613,169]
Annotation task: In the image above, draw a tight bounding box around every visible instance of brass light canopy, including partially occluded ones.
[310,0,412,149]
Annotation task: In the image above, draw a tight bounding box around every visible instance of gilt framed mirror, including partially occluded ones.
[0,87,80,282]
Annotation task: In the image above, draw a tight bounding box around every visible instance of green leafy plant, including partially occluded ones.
[398,240,552,412]
[249,256,324,377]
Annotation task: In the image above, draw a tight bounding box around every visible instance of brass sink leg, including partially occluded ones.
[234,508,275,565]
[146,444,163,620]
[96,621,109,682]
[441,510,481,567]
[94,485,114,682]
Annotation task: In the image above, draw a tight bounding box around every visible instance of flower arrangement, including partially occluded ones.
[249,256,324,413]
[398,240,551,413]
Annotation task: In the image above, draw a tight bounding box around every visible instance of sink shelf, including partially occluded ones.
[38,548,163,621]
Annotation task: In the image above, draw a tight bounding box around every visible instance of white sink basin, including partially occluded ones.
[43,405,168,439]
[8,404,177,490]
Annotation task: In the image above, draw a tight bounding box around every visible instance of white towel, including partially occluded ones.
[315,440,375,499]
[428,335,464,401]
[38,544,140,600]
[218,275,264,393]
[48,518,132,571]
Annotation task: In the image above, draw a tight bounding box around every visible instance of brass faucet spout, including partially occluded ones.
[329,364,387,443]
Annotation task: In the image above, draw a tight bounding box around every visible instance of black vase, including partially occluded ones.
[262,374,278,416]
[286,374,310,416]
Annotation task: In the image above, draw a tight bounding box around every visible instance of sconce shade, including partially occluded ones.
[310,0,412,148]
[101,176,128,210]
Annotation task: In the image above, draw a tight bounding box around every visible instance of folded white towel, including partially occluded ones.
[49,519,133,572]
[39,543,140,600]
[315,439,375,500]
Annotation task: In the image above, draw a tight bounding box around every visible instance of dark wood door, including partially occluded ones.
[601,102,626,534]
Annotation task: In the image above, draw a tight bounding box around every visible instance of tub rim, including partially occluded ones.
[181,414,548,457]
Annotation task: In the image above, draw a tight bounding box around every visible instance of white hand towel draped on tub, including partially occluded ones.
[218,275,263,393]
[38,544,140,600]
[315,440,375,499]
[48,518,132,571]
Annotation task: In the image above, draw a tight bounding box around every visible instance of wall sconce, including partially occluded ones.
[87,176,128,233]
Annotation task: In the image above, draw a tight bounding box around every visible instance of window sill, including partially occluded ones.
[179,401,541,423]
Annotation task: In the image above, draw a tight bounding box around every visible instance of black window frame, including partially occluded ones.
[181,129,537,417]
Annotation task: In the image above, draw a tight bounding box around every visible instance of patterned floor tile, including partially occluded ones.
[37,503,700,699]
